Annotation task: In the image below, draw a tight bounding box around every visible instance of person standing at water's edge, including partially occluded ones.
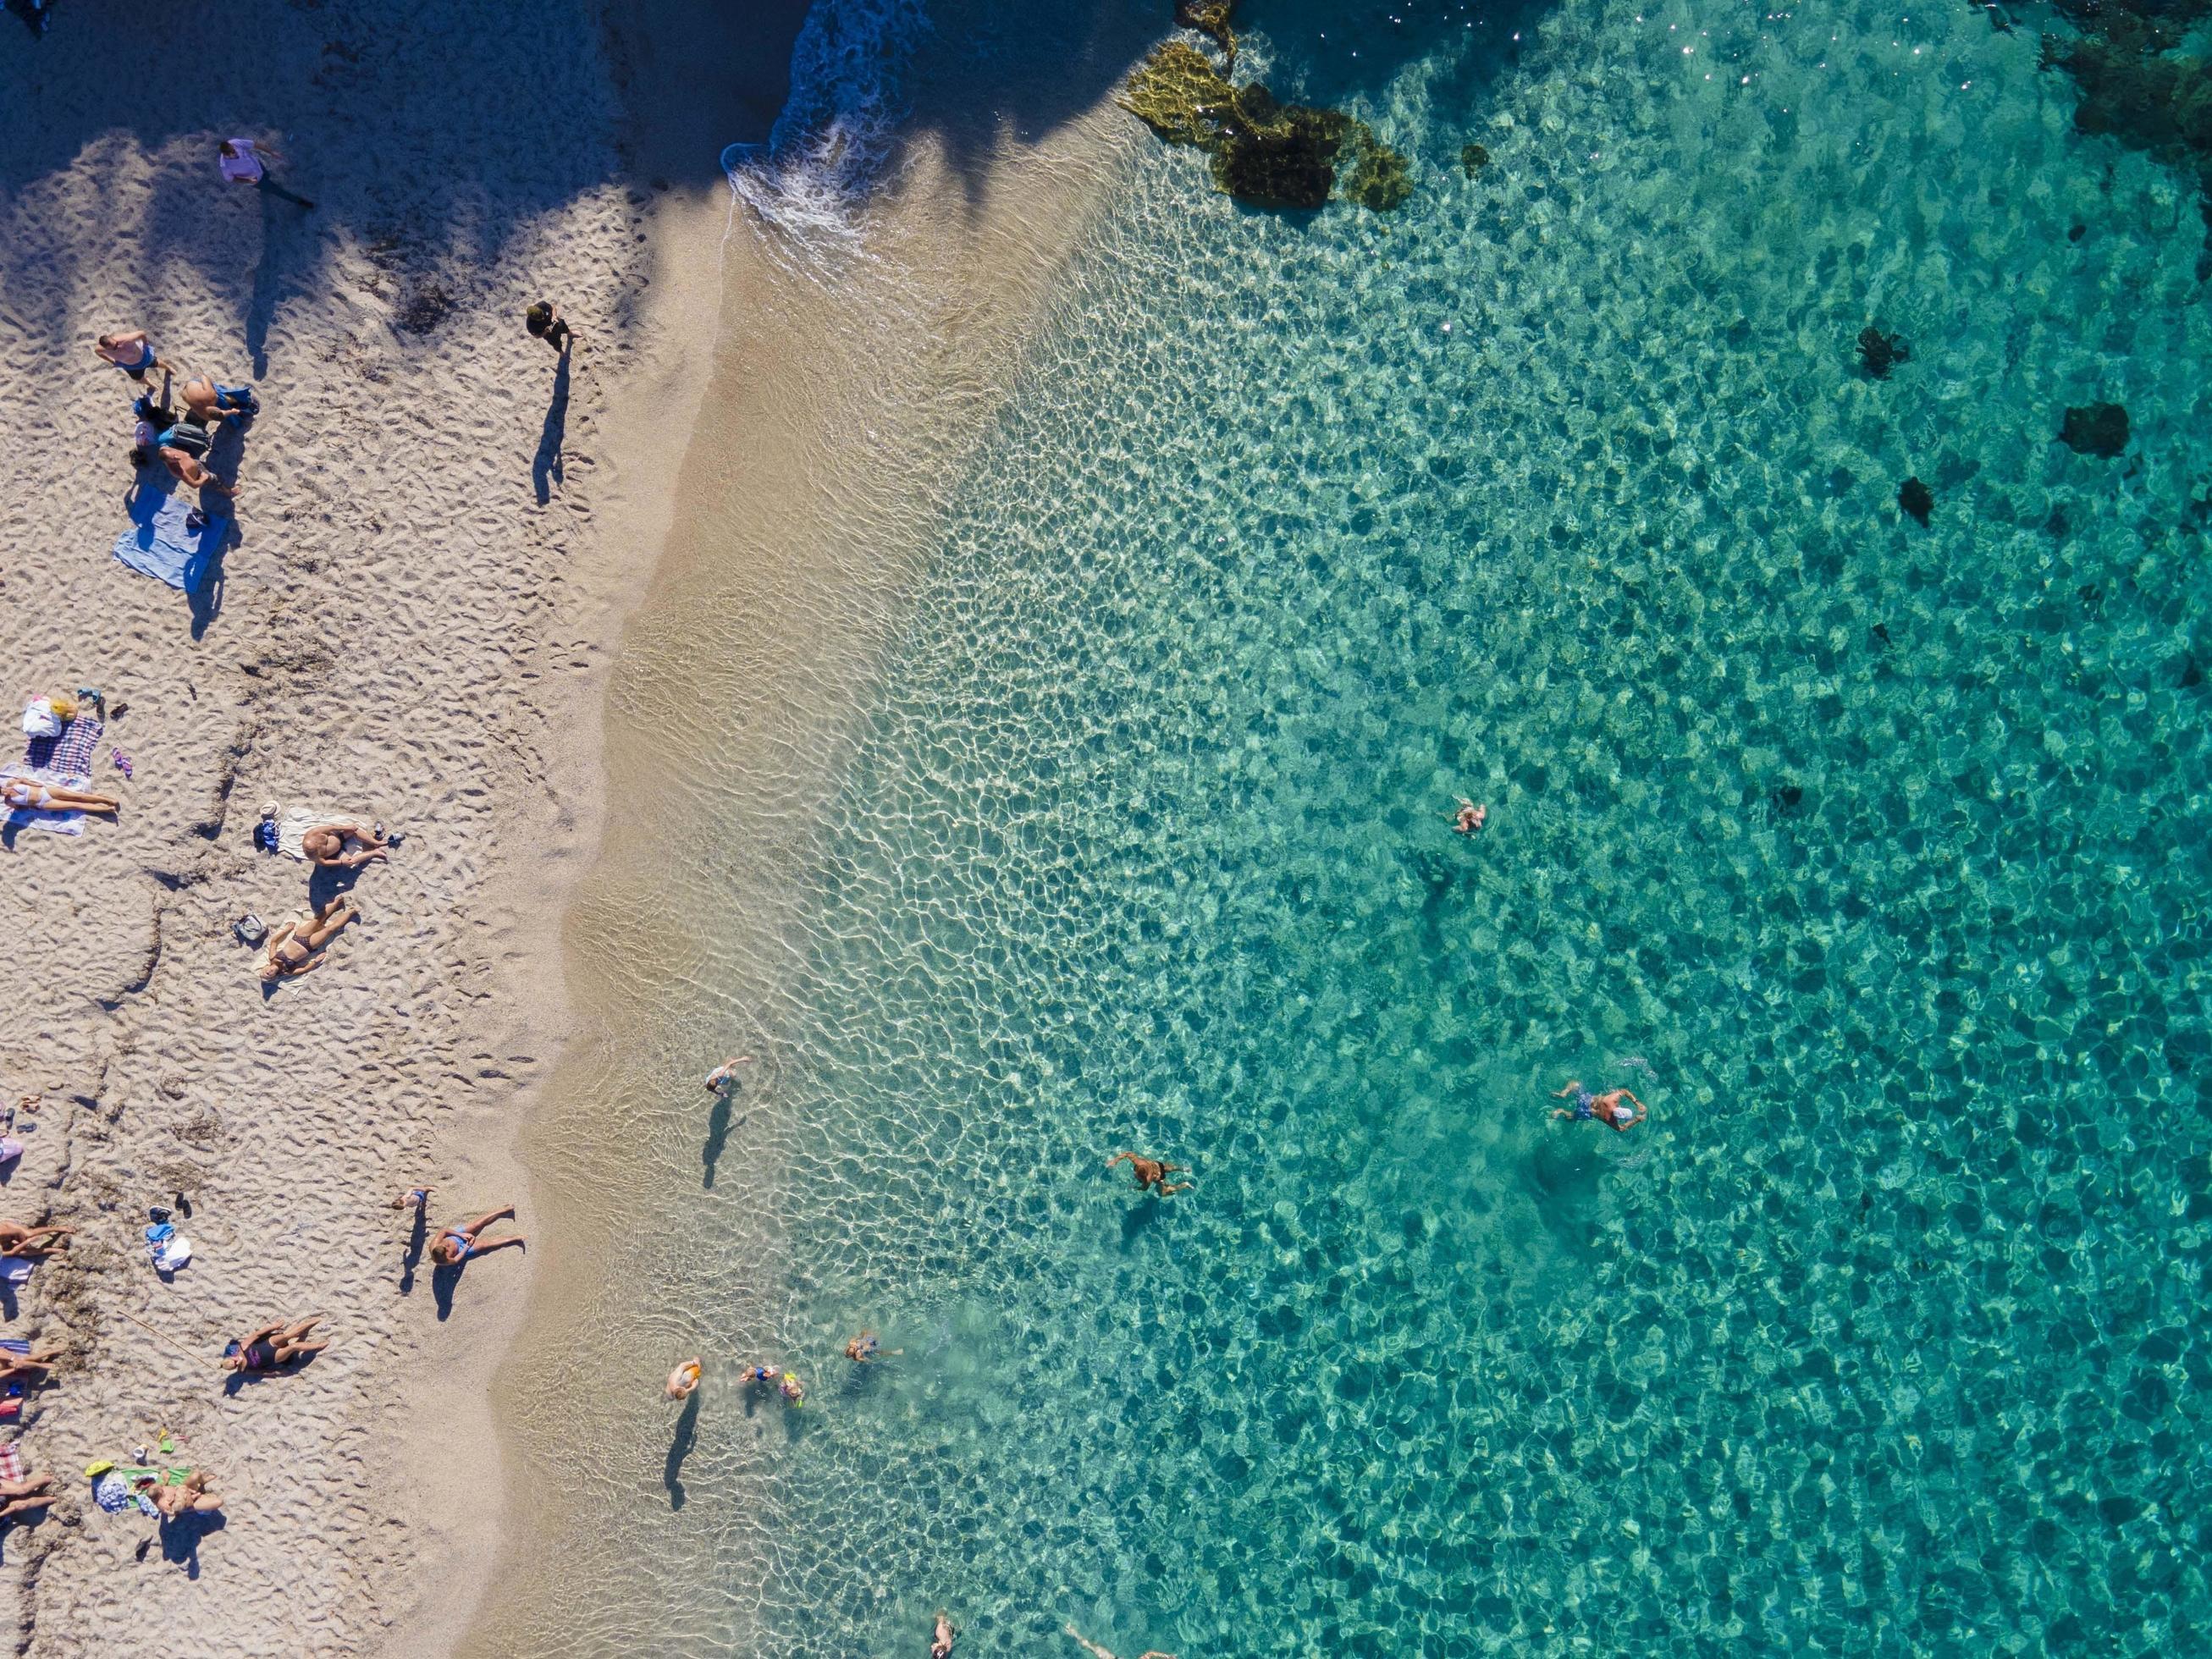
[665,1359,702,1401]
[704,1055,753,1094]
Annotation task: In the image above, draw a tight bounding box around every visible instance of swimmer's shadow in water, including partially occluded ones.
[702,1093,746,1190]
[663,1392,700,1510]
[1119,1197,1171,1248]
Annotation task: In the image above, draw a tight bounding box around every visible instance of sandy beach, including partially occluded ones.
[0,0,801,1651]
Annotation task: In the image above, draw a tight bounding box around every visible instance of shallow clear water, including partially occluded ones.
[724,1,2212,1652]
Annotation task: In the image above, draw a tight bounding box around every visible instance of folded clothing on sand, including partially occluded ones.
[0,1257,36,1281]
[113,488,229,592]
[0,1441,19,1483]
[278,807,374,860]
[0,764,94,837]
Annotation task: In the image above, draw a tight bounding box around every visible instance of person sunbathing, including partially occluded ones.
[179,377,258,423]
[2,776,119,815]
[0,1221,73,1257]
[301,821,389,868]
[429,1205,525,1267]
[260,895,359,982]
[0,1475,55,1523]
[93,330,170,380]
[0,1348,65,1385]
[137,1469,221,1518]
[223,1315,329,1375]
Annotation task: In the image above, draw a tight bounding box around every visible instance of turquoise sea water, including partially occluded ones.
[730,1,2212,1652]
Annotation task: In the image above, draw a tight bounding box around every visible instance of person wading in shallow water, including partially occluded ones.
[930,1612,957,1657]
[1106,1152,1192,1197]
[1550,1080,1647,1133]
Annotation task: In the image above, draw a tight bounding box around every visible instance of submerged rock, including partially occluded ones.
[1175,0,1238,59]
[1121,36,1411,214]
[2042,12,2212,245]
[1856,325,1910,379]
[1461,141,1491,175]
[2060,400,2131,456]
[1899,477,1935,526]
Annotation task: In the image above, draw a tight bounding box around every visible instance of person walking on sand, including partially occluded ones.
[429,1205,526,1267]
[93,329,171,383]
[1063,1624,1177,1659]
[222,1316,329,1375]
[0,1221,73,1256]
[525,300,573,355]
[3,776,120,817]
[218,137,314,208]
[389,1185,433,1212]
[666,1358,703,1401]
[1107,1152,1193,1198]
[1551,1081,1647,1133]
[931,1612,957,1658]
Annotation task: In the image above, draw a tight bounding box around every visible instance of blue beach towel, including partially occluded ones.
[113,488,229,592]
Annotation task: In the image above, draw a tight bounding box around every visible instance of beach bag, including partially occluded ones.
[19,697,59,738]
[160,422,211,458]
[233,912,268,945]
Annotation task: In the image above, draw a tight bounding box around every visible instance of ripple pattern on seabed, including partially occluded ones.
[679,0,2211,1653]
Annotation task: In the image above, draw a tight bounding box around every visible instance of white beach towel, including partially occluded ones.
[1,764,92,836]
[277,807,374,860]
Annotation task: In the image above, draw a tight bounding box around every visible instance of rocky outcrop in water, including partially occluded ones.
[2060,400,2131,456]
[1175,0,1238,60]
[1857,325,1910,379]
[1461,142,1491,175]
[2041,3,2212,250]
[1122,36,1412,214]
[1899,477,1935,525]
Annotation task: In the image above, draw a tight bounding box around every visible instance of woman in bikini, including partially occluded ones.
[259,895,359,983]
[93,329,171,381]
[137,1469,222,1518]
[0,1348,64,1386]
[222,1316,329,1375]
[1550,1081,1647,1133]
[429,1205,525,1267]
[2,776,119,815]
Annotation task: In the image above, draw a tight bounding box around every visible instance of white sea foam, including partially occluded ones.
[722,0,931,278]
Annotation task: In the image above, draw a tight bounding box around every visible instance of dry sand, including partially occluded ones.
[0,0,801,1652]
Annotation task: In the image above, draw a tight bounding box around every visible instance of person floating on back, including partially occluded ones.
[1550,1081,1646,1133]
[1107,1152,1192,1197]
[931,1612,957,1658]
[218,137,314,208]
[525,300,573,355]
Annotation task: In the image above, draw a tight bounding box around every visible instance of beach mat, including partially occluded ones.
[113,488,229,592]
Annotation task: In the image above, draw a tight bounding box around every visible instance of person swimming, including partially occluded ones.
[1107,1153,1193,1197]
[1452,797,1487,835]
[1550,1081,1647,1133]
[931,1612,957,1658]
